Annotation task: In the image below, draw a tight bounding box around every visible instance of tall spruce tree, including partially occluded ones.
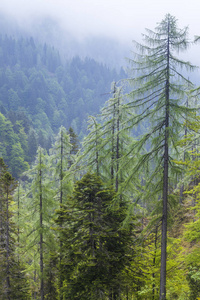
[126,14,196,299]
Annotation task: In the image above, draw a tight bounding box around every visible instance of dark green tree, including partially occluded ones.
[55,173,136,299]
[0,113,29,178]
[68,127,79,155]
[0,158,30,299]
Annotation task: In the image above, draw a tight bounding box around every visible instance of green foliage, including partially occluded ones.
[0,112,29,178]
[18,147,56,299]
[78,82,135,197]
[187,267,200,299]
[0,158,31,299]
[125,14,196,201]
[0,34,125,175]
[1,14,200,300]
[0,35,124,139]
[55,172,138,299]
[178,148,200,298]
[124,14,197,299]
[49,126,74,204]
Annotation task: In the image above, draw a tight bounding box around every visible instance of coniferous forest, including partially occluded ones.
[1,13,200,300]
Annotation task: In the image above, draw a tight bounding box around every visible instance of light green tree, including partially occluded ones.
[21,147,55,300]
[49,126,74,299]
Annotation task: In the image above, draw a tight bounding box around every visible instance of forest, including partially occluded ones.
[1,13,200,300]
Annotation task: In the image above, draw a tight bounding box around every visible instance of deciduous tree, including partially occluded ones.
[126,14,196,299]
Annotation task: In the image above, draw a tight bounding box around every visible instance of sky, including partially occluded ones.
[0,0,199,65]
[0,0,199,40]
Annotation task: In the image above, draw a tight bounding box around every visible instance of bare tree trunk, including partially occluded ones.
[152,225,158,299]
[0,200,3,249]
[95,129,99,176]
[39,152,44,300]
[126,286,129,300]
[6,188,11,300]
[160,19,170,300]
[34,268,37,299]
[17,183,20,260]
[180,96,188,203]
[60,130,63,300]
[116,92,120,192]
[111,104,115,183]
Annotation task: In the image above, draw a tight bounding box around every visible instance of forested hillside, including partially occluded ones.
[2,13,200,300]
[0,35,125,176]
[0,12,130,69]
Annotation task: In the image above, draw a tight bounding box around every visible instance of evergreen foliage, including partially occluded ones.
[0,158,30,299]
[0,112,29,178]
[1,13,200,300]
[19,147,56,299]
[0,35,124,137]
[126,14,196,299]
[55,172,137,299]
[0,34,124,176]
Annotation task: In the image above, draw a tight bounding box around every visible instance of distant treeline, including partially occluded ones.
[0,35,125,177]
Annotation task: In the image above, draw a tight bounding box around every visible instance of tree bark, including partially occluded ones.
[39,152,44,300]
[116,90,120,192]
[6,188,11,300]
[159,18,170,300]
[59,130,64,300]
[152,225,158,299]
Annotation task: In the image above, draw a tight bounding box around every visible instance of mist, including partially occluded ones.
[0,0,200,72]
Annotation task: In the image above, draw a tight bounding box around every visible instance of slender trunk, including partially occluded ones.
[6,187,11,300]
[95,124,99,176]
[89,196,95,257]
[126,286,129,300]
[159,19,170,300]
[180,96,188,203]
[60,131,63,300]
[110,82,117,183]
[17,183,20,259]
[34,268,37,299]
[179,184,184,204]
[60,129,63,206]
[17,183,20,295]
[152,226,158,299]
[39,152,44,300]
[119,141,124,201]
[160,139,168,300]
[109,290,113,300]
[116,93,120,192]
[0,198,3,248]
[111,105,115,183]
